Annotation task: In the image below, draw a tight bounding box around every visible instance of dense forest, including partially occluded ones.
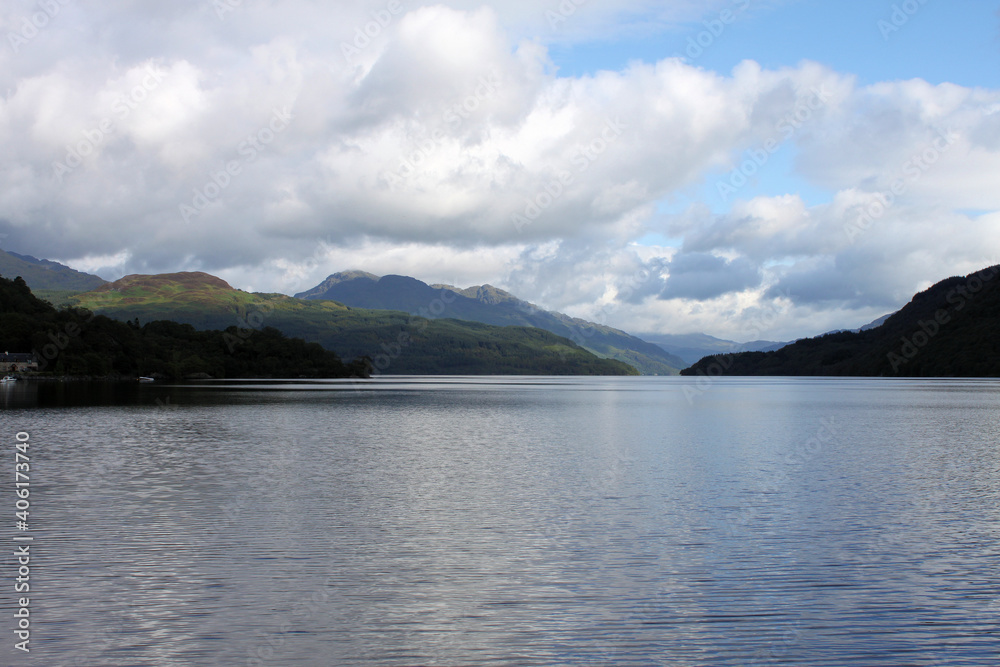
[0,275,369,379]
[682,265,1000,377]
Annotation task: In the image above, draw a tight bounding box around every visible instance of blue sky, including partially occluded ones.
[552,0,1000,233]
[1,0,999,340]
[552,1,1000,88]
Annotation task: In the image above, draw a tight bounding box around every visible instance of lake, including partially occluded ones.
[2,377,998,666]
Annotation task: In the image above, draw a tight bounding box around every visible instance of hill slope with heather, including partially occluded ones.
[681,265,1000,377]
[296,272,686,374]
[69,272,638,376]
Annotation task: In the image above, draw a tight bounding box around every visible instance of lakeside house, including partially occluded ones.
[1,352,38,373]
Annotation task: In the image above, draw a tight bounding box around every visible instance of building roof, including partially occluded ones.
[0,353,35,362]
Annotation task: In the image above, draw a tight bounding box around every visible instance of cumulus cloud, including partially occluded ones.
[0,1,997,340]
[660,252,761,300]
[1,3,841,263]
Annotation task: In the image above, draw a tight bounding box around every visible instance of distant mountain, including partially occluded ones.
[859,313,893,331]
[70,272,637,376]
[0,249,106,292]
[682,265,1000,377]
[296,272,687,375]
[638,332,788,367]
[817,313,896,337]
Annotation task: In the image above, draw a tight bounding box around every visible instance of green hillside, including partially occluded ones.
[68,272,638,376]
[0,274,365,379]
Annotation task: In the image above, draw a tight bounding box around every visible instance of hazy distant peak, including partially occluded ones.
[859,313,893,331]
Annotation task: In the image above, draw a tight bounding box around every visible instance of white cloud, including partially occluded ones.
[0,1,998,341]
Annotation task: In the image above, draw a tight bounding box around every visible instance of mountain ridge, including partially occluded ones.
[69,272,638,376]
[0,249,107,292]
[296,271,688,375]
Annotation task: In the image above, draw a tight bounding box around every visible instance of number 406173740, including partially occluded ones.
[15,435,30,526]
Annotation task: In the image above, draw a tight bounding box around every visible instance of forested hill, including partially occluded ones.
[681,265,1000,377]
[0,274,367,379]
[67,272,639,376]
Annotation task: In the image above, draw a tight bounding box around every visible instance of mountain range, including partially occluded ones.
[296,272,688,374]
[64,272,637,376]
[4,248,947,376]
[682,265,1000,377]
[634,332,788,367]
[638,314,894,366]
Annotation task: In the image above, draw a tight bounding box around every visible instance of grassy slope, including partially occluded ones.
[32,289,85,308]
[70,273,638,376]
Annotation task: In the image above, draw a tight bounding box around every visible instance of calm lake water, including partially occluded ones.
[1,377,999,666]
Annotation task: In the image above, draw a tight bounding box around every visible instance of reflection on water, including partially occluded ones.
[2,377,999,665]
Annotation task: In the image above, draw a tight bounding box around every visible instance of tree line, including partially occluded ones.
[0,275,370,379]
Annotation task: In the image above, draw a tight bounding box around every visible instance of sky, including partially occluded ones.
[1,0,999,342]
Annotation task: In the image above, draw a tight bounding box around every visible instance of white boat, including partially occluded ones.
[1,376,17,384]
[138,376,155,383]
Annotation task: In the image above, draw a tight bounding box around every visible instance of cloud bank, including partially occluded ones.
[1,0,998,340]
